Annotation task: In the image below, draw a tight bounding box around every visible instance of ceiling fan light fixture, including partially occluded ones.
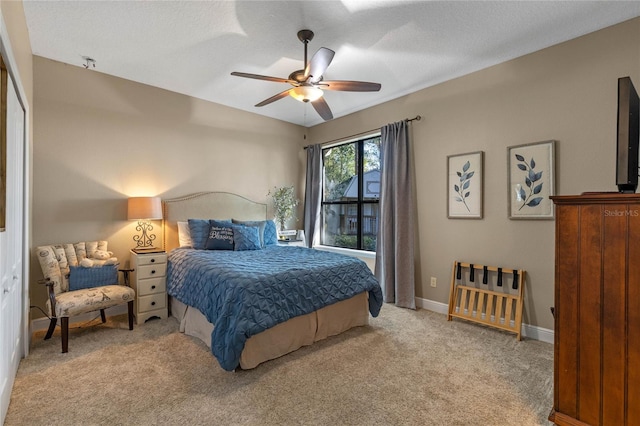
[289,86,323,103]
[231,29,380,121]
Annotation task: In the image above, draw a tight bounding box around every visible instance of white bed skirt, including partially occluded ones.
[170,292,370,370]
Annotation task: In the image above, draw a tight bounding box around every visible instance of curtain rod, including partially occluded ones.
[303,115,421,149]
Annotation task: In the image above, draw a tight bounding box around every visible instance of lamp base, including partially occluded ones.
[132,247,164,254]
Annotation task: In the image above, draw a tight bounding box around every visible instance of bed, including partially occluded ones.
[162,192,383,371]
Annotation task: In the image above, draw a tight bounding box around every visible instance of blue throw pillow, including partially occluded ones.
[69,265,119,291]
[188,219,211,250]
[263,220,278,246]
[232,224,262,251]
[206,220,234,250]
[232,219,266,247]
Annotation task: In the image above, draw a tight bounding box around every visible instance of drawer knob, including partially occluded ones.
[151,259,155,263]
[151,301,156,306]
[151,270,156,274]
[151,285,156,290]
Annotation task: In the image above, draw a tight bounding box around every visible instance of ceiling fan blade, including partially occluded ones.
[255,89,291,107]
[318,80,381,92]
[311,96,333,121]
[231,71,294,85]
[304,47,335,83]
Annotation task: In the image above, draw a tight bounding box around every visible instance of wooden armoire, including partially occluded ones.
[550,193,640,426]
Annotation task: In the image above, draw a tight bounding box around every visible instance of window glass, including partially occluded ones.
[320,135,380,252]
[321,204,357,249]
[361,203,379,250]
[323,142,356,203]
[363,137,381,201]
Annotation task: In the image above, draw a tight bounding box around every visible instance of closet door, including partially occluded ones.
[0,71,25,422]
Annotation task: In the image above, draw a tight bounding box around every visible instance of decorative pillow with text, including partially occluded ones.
[206,220,234,250]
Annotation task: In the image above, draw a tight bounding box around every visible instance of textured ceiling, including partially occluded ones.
[22,1,640,127]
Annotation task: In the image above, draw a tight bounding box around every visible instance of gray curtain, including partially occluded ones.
[303,144,323,248]
[375,120,416,309]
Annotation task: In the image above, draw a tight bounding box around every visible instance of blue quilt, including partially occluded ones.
[167,246,383,371]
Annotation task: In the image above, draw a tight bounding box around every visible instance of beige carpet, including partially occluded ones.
[5,305,553,425]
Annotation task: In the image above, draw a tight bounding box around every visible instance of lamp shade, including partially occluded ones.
[127,197,162,220]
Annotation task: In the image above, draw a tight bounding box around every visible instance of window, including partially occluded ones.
[321,135,380,251]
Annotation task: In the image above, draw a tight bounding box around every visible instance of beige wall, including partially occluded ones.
[31,57,305,317]
[30,17,640,330]
[308,18,640,330]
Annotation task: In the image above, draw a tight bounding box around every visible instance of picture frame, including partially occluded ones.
[507,140,555,220]
[447,151,484,219]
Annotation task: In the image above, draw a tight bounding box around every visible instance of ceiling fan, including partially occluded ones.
[231,29,381,121]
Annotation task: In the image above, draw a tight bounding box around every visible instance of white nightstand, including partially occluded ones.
[277,239,306,247]
[130,250,168,325]
[277,229,306,247]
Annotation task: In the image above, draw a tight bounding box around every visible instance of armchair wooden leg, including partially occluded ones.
[127,301,134,330]
[100,309,107,323]
[44,317,57,340]
[61,317,69,353]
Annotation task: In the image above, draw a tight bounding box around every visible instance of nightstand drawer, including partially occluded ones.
[137,263,166,279]
[137,277,166,296]
[136,253,167,266]
[137,293,166,313]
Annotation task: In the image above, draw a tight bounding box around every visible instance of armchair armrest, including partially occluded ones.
[118,268,134,287]
[38,278,57,317]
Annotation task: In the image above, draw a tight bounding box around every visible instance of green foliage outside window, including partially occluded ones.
[334,235,377,251]
[323,137,381,200]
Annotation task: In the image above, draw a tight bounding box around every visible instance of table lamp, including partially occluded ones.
[127,196,162,252]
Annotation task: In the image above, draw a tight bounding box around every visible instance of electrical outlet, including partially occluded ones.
[430,277,437,287]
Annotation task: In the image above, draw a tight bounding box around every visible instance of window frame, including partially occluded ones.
[320,133,381,252]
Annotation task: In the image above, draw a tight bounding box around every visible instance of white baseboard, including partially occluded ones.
[416,297,449,315]
[31,299,554,344]
[520,323,554,344]
[30,304,129,333]
[415,297,554,344]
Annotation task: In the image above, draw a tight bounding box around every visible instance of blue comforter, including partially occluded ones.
[167,246,383,370]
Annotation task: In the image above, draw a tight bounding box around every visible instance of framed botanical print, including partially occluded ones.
[508,140,555,219]
[447,151,484,219]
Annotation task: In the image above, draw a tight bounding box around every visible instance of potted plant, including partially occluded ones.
[268,186,299,231]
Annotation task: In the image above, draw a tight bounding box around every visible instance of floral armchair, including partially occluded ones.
[35,241,135,353]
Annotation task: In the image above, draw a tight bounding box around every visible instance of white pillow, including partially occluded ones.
[177,221,193,247]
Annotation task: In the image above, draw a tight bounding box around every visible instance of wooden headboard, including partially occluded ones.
[162,192,267,252]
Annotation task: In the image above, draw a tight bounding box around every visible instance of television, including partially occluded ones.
[616,76,640,193]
